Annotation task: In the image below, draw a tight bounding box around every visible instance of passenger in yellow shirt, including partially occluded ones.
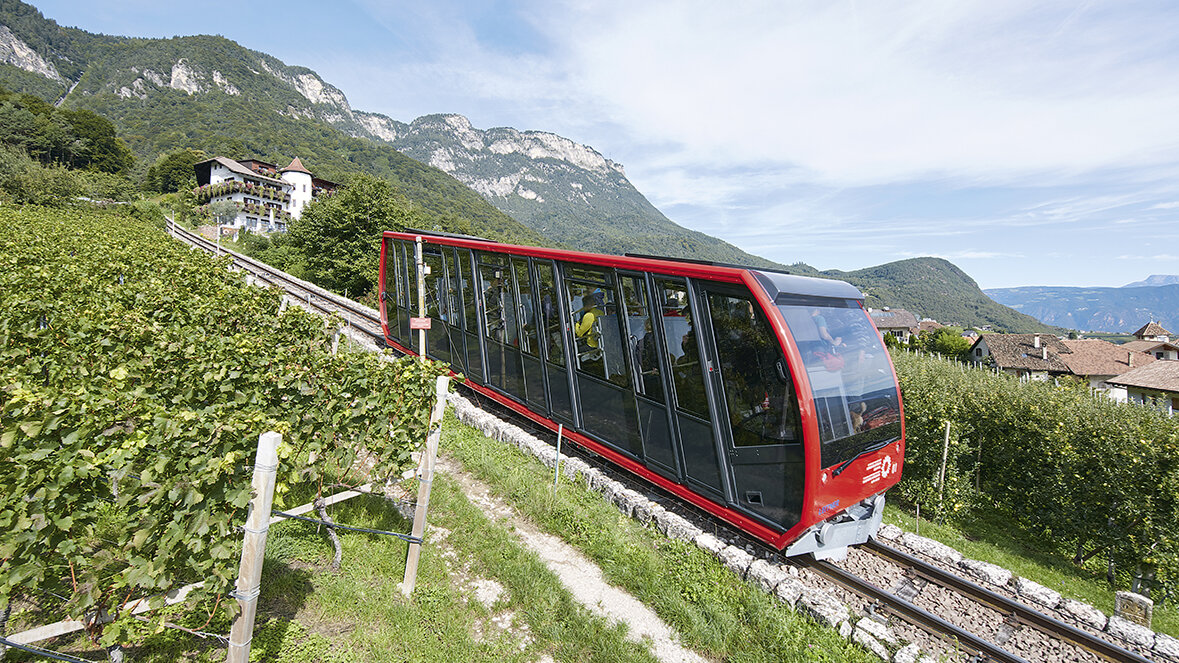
[574,292,604,351]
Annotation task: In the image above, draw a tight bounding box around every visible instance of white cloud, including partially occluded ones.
[536,1,1179,186]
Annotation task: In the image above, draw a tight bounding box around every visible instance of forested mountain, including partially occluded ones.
[984,284,1179,333]
[0,0,1049,332]
[822,258,1055,333]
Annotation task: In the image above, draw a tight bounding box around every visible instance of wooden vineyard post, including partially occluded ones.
[227,432,281,663]
[937,420,951,516]
[401,375,451,596]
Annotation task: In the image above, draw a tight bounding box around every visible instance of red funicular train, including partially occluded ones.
[379,231,904,559]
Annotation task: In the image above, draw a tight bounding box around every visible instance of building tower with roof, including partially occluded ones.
[282,157,315,219]
[192,156,337,234]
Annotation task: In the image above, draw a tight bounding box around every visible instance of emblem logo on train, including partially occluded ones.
[862,455,896,485]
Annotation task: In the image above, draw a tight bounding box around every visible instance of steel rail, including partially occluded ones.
[865,541,1154,663]
[797,556,1033,663]
[166,220,383,332]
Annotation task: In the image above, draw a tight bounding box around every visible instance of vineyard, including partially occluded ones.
[891,350,1179,601]
[0,205,445,652]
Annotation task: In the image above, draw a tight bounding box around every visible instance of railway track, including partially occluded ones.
[166,221,1168,663]
[166,220,384,339]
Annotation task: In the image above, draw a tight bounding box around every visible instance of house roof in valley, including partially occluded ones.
[917,320,944,334]
[1060,339,1156,377]
[869,308,919,330]
[973,333,1072,372]
[1133,321,1172,338]
[1121,339,1179,354]
[1106,359,1179,393]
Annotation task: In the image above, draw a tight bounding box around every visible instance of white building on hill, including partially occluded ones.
[193,157,337,234]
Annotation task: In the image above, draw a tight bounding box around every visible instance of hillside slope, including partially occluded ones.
[828,258,1055,333]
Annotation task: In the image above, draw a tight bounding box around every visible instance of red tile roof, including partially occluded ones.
[1106,360,1179,393]
[974,334,1071,372]
[1060,339,1156,377]
[869,308,919,331]
[282,157,313,175]
[1133,321,1172,338]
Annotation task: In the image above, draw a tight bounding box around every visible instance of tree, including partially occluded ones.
[59,108,134,175]
[207,200,239,226]
[146,148,206,193]
[915,326,972,360]
[288,172,420,296]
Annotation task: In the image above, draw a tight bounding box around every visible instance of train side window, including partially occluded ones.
[391,240,405,307]
[565,267,629,386]
[424,252,445,320]
[707,292,801,447]
[535,261,564,367]
[460,250,478,331]
[514,257,539,357]
[621,275,663,402]
[406,244,418,313]
[446,248,462,328]
[658,279,708,419]
[480,264,517,345]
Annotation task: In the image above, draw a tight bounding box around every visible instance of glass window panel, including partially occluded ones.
[481,265,517,345]
[708,292,801,446]
[658,279,708,419]
[514,258,539,357]
[459,250,478,332]
[536,261,564,367]
[565,266,626,385]
[423,252,445,320]
[446,248,462,328]
[621,275,663,402]
[777,301,902,467]
[391,240,405,306]
[405,244,419,314]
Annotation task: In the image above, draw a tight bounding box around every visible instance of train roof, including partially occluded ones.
[387,230,863,302]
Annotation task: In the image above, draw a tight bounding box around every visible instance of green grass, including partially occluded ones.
[4,460,661,661]
[442,415,876,663]
[883,502,1178,637]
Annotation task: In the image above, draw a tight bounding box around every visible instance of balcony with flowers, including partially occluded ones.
[193,180,291,205]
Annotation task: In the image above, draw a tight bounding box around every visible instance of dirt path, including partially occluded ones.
[435,456,709,663]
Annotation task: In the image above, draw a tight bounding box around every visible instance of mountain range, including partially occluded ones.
[0,0,1053,332]
[985,283,1179,333]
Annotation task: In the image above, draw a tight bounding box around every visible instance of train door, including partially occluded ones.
[405,242,420,353]
[392,240,410,342]
[565,264,643,458]
[619,272,680,480]
[456,248,483,383]
[536,260,573,423]
[513,257,548,413]
[422,249,451,365]
[657,278,725,499]
[478,252,525,399]
[700,286,805,529]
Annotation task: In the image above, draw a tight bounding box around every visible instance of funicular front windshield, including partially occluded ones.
[777,298,901,469]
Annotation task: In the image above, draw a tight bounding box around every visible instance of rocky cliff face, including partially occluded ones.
[0,23,61,81]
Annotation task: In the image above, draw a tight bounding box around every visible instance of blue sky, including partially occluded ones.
[29,0,1179,289]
